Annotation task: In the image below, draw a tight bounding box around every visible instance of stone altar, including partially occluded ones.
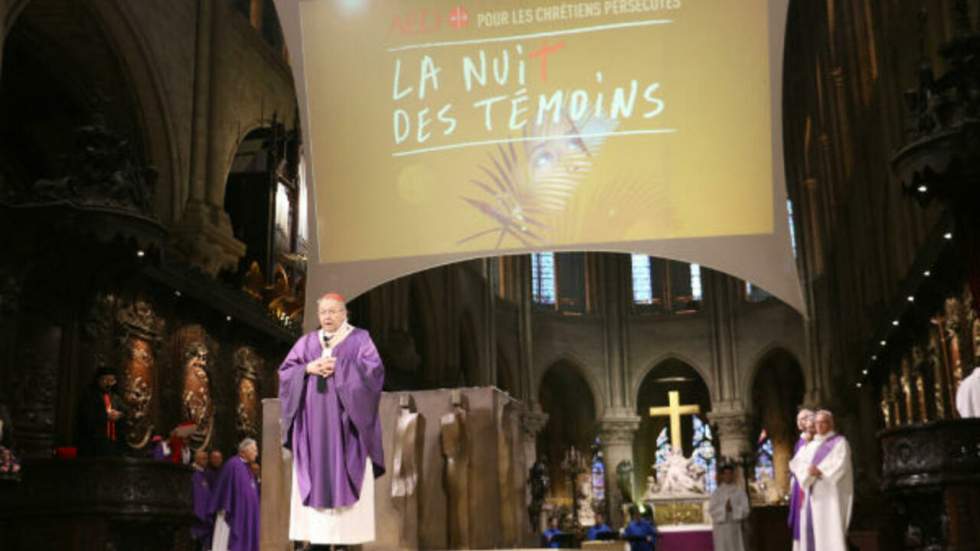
[261,386,532,550]
[642,448,710,527]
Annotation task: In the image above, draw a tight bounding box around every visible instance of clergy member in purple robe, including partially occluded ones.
[788,408,815,551]
[208,438,260,551]
[206,449,224,487]
[279,292,385,547]
[191,449,214,551]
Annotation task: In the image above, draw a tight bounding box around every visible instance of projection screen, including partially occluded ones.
[273,0,804,322]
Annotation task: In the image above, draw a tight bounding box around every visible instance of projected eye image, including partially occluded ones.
[458,106,618,248]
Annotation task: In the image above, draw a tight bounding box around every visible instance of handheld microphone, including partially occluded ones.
[317,334,330,392]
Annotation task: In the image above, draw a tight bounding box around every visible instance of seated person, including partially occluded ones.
[622,505,658,551]
[586,511,615,540]
[542,515,563,549]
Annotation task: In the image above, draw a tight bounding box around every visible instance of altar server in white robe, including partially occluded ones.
[789,410,853,551]
[708,463,749,551]
[956,366,980,417]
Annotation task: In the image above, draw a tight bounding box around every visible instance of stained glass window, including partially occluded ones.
[631,254,654,304]
[787,199,798,258]
[690,264,703,302]
[632,256,699,312]
[654,427,671,467]
[591,438,606,502]
[692,416,717,494]
[531,252,556,305]
[755,430,775,482]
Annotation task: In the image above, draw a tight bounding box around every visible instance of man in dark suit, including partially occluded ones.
[78,366,128,457]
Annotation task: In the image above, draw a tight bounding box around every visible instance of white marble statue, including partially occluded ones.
[576,473,596,527]
[642,475,660,501]
[654,447,706,495]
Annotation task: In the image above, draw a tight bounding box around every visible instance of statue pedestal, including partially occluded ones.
[645,494,710,526]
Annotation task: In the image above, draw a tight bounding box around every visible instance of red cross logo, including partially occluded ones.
[449,6,469,29]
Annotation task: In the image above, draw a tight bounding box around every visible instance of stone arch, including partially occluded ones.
[742,342,807,414]
[89,0,184,223]
[747,346,805,499]
[4,0,183,224]
[534,351,605,414]
[632,351,715,407]
[632,357,712,497]
[222,124,281,277]
[537,358,599,500]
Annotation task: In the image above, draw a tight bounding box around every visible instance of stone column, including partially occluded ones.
[598,411,641,527]
[171,0,245,275]
[484,258,498,387]
[517,255,535,404]
[707,410,753,480]
[520,406,549,537]
[705,269,739,403]
[519,407,549,469]
[599,254,631,409]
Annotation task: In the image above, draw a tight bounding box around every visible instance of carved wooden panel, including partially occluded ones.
[174,326,215,451]
[233,346,262,441]
[0,457,193,551]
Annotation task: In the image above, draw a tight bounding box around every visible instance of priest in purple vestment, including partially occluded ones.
[206,449,224,487]
[191,449,214,551]
[208,438,260,551]
[278,292,385,547]
[788,408,815,551]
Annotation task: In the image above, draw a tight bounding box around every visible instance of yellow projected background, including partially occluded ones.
[300,0,774,264]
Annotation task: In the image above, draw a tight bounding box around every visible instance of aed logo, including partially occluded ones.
[390,6,470,35]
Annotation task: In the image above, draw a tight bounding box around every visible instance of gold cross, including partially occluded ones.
[649,391,701,450]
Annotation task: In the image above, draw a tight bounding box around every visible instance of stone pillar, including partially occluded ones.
[517,255,535,404]
[171,0,245,275]
[519,407,549,470]
[598,412,640,528]
[705,269,739,403]
[600,254,631,409]
[708,410,753,484]
[484,259,498,387]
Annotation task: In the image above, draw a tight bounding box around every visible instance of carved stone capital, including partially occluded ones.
[520,409,549,438]
[707,410,753,457]
[171,202,246,276]
[597,412,641,445]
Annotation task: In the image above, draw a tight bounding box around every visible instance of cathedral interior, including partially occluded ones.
[0,0,979,550]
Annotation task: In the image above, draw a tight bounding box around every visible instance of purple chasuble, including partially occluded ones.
[191,468,214,542]
[207,456,260,551]
[805,434,843,551]
[787,436,806,540]
[278,328,385,509]
[205,467,220,487]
